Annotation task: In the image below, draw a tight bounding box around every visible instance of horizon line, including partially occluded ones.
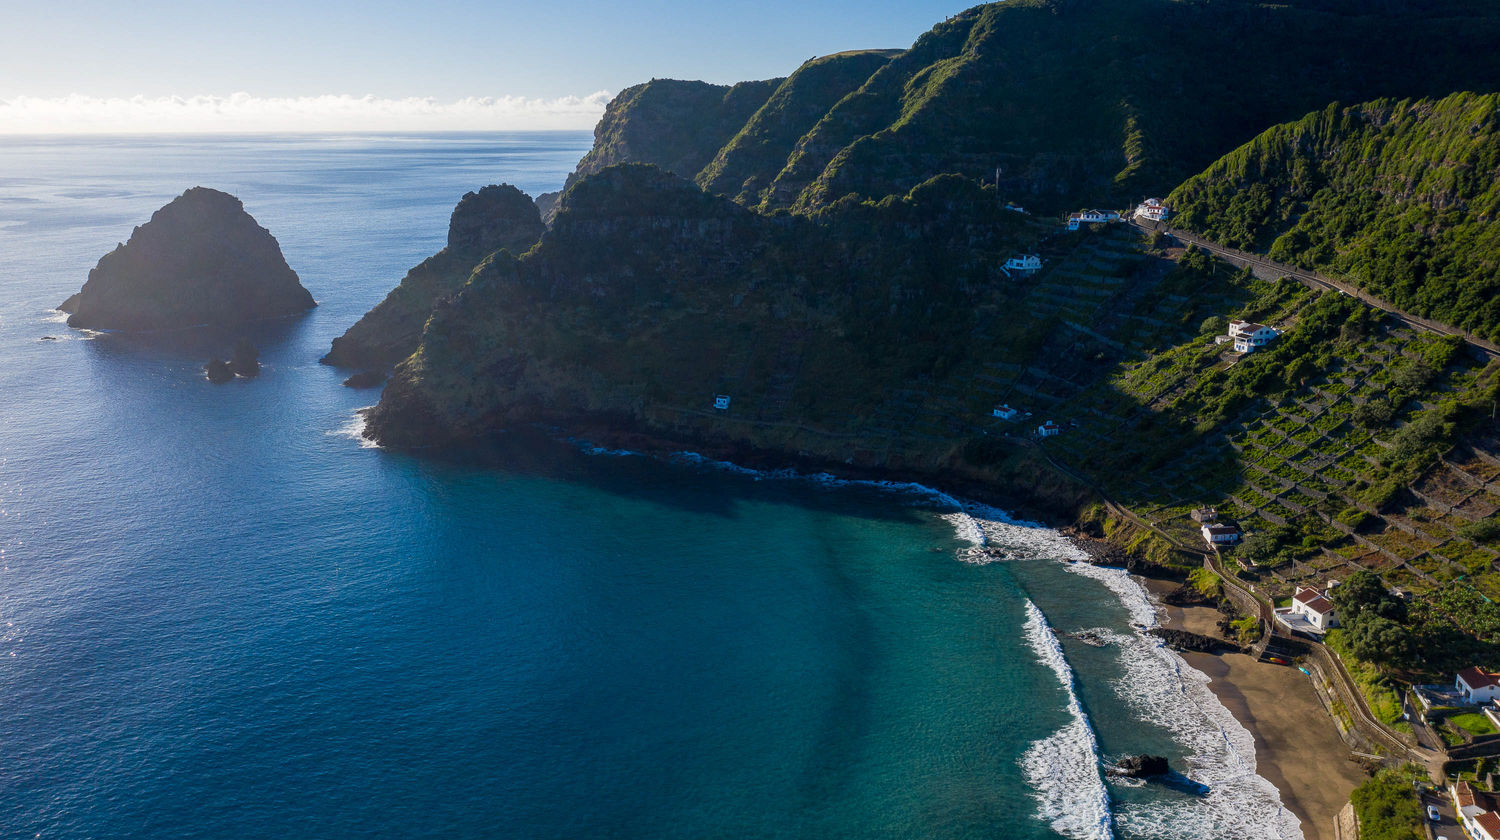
[0,92,612,135]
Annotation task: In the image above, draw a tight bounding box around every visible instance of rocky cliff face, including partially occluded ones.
[534,77,783,223]
[363,164,1029,454]
[322,184,543,370]
[60,187,314,331]
[542,0,1500,217]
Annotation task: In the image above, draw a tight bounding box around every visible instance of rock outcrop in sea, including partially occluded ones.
[59,187,314,331]
[321,184,544,370]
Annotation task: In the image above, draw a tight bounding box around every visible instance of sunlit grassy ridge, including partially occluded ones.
[1171,92,1500,341]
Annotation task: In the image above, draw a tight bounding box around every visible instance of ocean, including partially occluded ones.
[0,133,1299,839]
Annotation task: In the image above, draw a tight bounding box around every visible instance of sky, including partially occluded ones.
[0,0,971,133]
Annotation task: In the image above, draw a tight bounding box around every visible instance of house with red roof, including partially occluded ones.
[1274,586,1339,636]
[1458,667,1500,704]
[1291,586,1338,632]
[1452,781,1500,840]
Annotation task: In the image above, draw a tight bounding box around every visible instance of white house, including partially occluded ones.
[713,395,731,410]
[1457,667,1500,703]
[1290,586,1338,631]
[1135,198,1170,222]
[1037,421,1062,438]
[992,404,1019,421]
[1066,209,1119,230]
[1002,254,1043,277]
[1201,523,1241,545]
[1229,320,1279,353]
[1452,782,1500,840]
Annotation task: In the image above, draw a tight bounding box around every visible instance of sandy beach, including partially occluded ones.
[1142,577,1368,840]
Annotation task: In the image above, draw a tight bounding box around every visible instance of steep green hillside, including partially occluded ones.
[695,50,898,206]
[366,163,1037,453]
[1169,93,1500,342]
[323,185,543,370]
[548,0,1500,217]
[535,77,782,221]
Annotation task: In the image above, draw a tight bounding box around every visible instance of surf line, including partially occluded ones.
[1020,598,1115,840]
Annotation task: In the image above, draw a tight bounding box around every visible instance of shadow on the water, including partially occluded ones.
[409,428,946,527]
[1157,771,1211,798]
[77,311,313,361]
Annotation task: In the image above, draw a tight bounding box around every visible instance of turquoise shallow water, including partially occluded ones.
[0,134,1296,839]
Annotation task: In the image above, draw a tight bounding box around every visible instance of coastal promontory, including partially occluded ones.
[322,184,544,371]
[59,187,314,331]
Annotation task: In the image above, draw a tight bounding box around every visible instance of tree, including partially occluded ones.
[1349,766,1424,840]
[1333,570,1408,624]
[1346,614,1417,668]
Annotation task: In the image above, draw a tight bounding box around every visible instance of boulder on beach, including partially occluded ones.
[60,187,314,331]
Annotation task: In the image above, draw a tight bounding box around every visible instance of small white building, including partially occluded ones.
[713,395,731,410]
[1290,586,1338,631]
[1201,523,1241,545]
[1457,667,1500,704]
[1135,198,1170,222]
[1003,202,1029,215]
[1229,320,1279,353]
[1037,421,1062,438]
[1273,586,1338,636]
[1452,781,1500,840]
[992,404,1019,421]
[1002,254,1043,277]
[1066,209,1119,230]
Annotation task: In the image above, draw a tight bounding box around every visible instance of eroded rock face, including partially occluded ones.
[61,187,314,331]
[321,184,543,371]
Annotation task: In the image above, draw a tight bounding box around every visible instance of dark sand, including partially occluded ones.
[1141,577,1368,840]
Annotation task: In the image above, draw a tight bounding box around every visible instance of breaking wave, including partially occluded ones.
[1020,599,1115,840]
[969,509,1304,840]
[567,442,1304,839]
[328,408,380,449]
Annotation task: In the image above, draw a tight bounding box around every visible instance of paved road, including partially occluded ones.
[1129,219,1500,360]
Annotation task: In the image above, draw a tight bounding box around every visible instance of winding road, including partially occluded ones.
[1130,219,1500,360]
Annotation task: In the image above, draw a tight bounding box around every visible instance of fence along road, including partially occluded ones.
[1129,219,1500,361]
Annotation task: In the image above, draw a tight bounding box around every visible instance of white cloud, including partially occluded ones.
[0,92,612,134]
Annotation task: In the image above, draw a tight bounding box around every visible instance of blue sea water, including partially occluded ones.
[0,133,1298,839]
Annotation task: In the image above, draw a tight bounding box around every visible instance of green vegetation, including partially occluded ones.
[1447,711,1499,736]
[547,2,1500,217]
[1188,567,1223,599]
[324,184,545,369]
[1327,630,1408,728]
[1349,766,1425,840]
[351,0,1500,723]
[1171,93,1500,341]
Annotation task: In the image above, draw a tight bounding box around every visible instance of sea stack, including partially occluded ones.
[59,187,314,331]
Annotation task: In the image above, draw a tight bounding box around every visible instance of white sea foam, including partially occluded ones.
[563,443,1304,838]
[328,408,380,449]
[971,509,1304,840]
[1019,599,1115,840]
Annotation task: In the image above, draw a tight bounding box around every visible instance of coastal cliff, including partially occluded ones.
[359,0,1500,596]
[534,77,783,222]
[538,0,1500,217]
[322,184,544,370]
[60,187,313,331]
